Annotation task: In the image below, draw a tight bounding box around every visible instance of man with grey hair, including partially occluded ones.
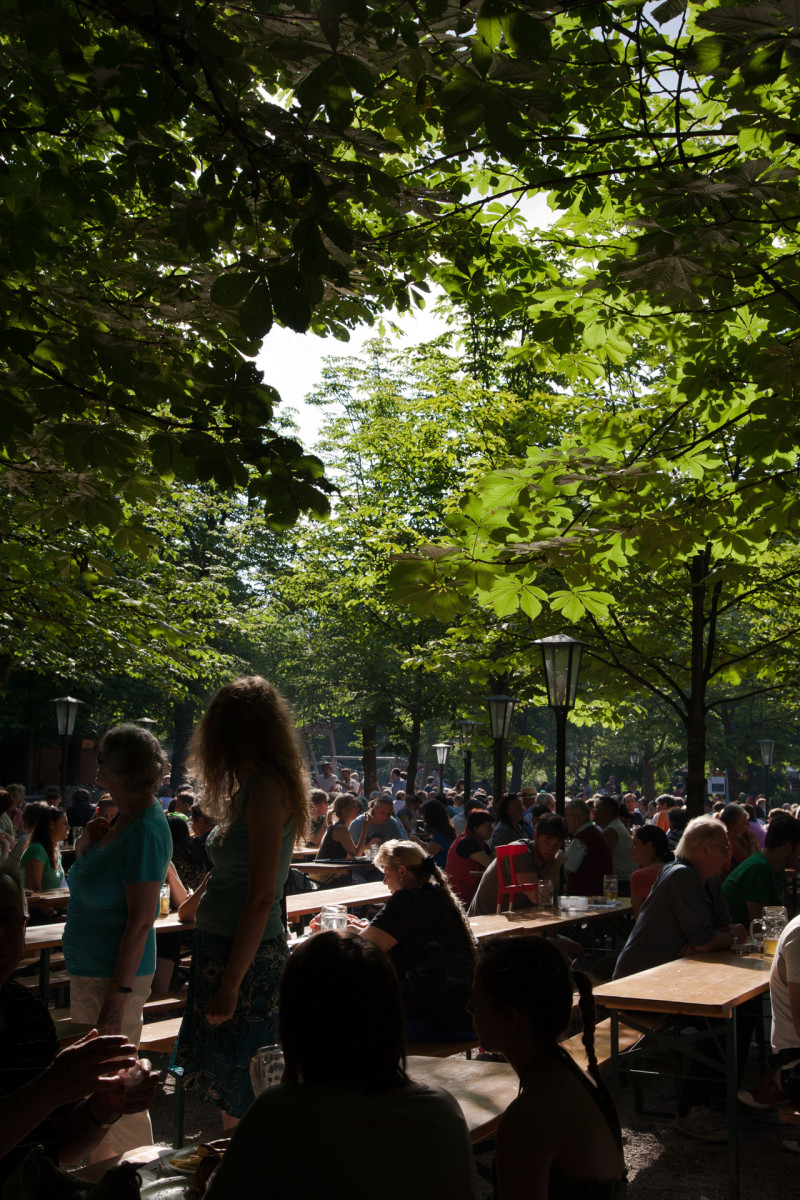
[614,815,747,979]
[612,815,748,1142]
[564,799,613,895]
[0,862,157,1182]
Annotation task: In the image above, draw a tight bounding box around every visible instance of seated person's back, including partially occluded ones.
[207,932,478,1200]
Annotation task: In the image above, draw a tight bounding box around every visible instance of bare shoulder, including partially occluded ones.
[244,773,290,806]
[244,775,292,826]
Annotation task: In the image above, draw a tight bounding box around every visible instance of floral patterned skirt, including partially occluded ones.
[170,928,288,1118]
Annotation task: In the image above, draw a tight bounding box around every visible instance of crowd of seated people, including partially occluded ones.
[8,748,800,1187]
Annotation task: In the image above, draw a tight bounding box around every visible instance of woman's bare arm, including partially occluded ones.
[96,880,162,1033]
[179,872,209,922]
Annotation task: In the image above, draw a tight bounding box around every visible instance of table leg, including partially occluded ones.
[39,948,50,1003]
[172,1071,185,1149]
[726,1009,739,1200]
[609,1011,620,1101]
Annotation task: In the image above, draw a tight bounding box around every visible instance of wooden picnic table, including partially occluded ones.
[285,879,390,919]
[27,889,70,909]
[407,1055,517,1144]
[593,950,771,1200]
[291,858,368,872]
[469,899,632,943]
[23,910,196,999]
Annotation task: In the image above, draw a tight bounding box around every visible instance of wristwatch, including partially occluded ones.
[107,980,133,994]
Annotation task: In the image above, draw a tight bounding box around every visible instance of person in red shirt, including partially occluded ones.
[446,810,494,906]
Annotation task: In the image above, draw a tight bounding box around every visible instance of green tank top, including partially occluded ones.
[196,781,295,942]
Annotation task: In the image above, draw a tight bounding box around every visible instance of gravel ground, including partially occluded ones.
[149,1048,797,1199]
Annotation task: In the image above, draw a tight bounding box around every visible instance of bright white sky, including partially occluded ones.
[257,192,557,449]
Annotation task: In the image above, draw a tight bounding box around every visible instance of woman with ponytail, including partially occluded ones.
[470,938,626,1200]
[362,840,476,1040]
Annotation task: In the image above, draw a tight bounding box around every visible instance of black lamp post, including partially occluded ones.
[457,720,476,801]
[534,635,585,816]
[758,739,776,812]
[486,695,516,805]
[135,717,157,733]
[432,742,451,792]
[52,695,84,795]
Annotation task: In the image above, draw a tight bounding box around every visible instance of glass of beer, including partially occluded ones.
[603,875,618,903]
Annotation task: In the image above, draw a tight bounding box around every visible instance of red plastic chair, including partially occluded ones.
[495,843,538,912]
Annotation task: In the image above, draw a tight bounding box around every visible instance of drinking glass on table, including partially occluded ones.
[749,918,765,951]
[250,1044,284,1095]
[319,904,347,932]
[537,880,553,907]
[603,875,618,903]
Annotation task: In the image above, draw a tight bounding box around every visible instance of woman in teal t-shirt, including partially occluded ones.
[172,676,310,1127]
[62,724,172,1157]
[19,806,68,920]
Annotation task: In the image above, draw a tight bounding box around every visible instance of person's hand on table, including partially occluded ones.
[44,1031,137,1106]
[96,987,129,1035]
[729,924,749,944]
[206,980,239,1025]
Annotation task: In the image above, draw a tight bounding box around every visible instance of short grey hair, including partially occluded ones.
[675,815,725,859]
[566,799,590,823]
[99,724,169,794]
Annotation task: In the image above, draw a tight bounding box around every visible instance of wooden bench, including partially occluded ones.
[50,990,186,1033]
[19,970,71,997]
[561,1017,653,1072]
[139,1015,183,1056]
[142,991,188,1015]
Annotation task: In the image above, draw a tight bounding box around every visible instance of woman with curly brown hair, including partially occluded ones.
[172,676,309,1128]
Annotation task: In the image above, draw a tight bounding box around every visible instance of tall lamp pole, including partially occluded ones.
[486,695,516,806]
[534,635,585,817]
[432,742,451,793]
[758,739,775,813]
[52,696,84,796]
[629,749,641,787]
[457,720,477,801]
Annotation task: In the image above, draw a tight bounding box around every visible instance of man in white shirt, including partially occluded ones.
[340,768,361,796]
[739,912,800,1148]
[316,762,339,795]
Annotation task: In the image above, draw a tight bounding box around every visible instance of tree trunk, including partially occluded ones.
[509,744,525,792]
[362,719,378,796]
[0,654,15,690]
[685,553,709,817]
[643,740,657,806]
[406,710,421,796]
[171,700,197,791]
